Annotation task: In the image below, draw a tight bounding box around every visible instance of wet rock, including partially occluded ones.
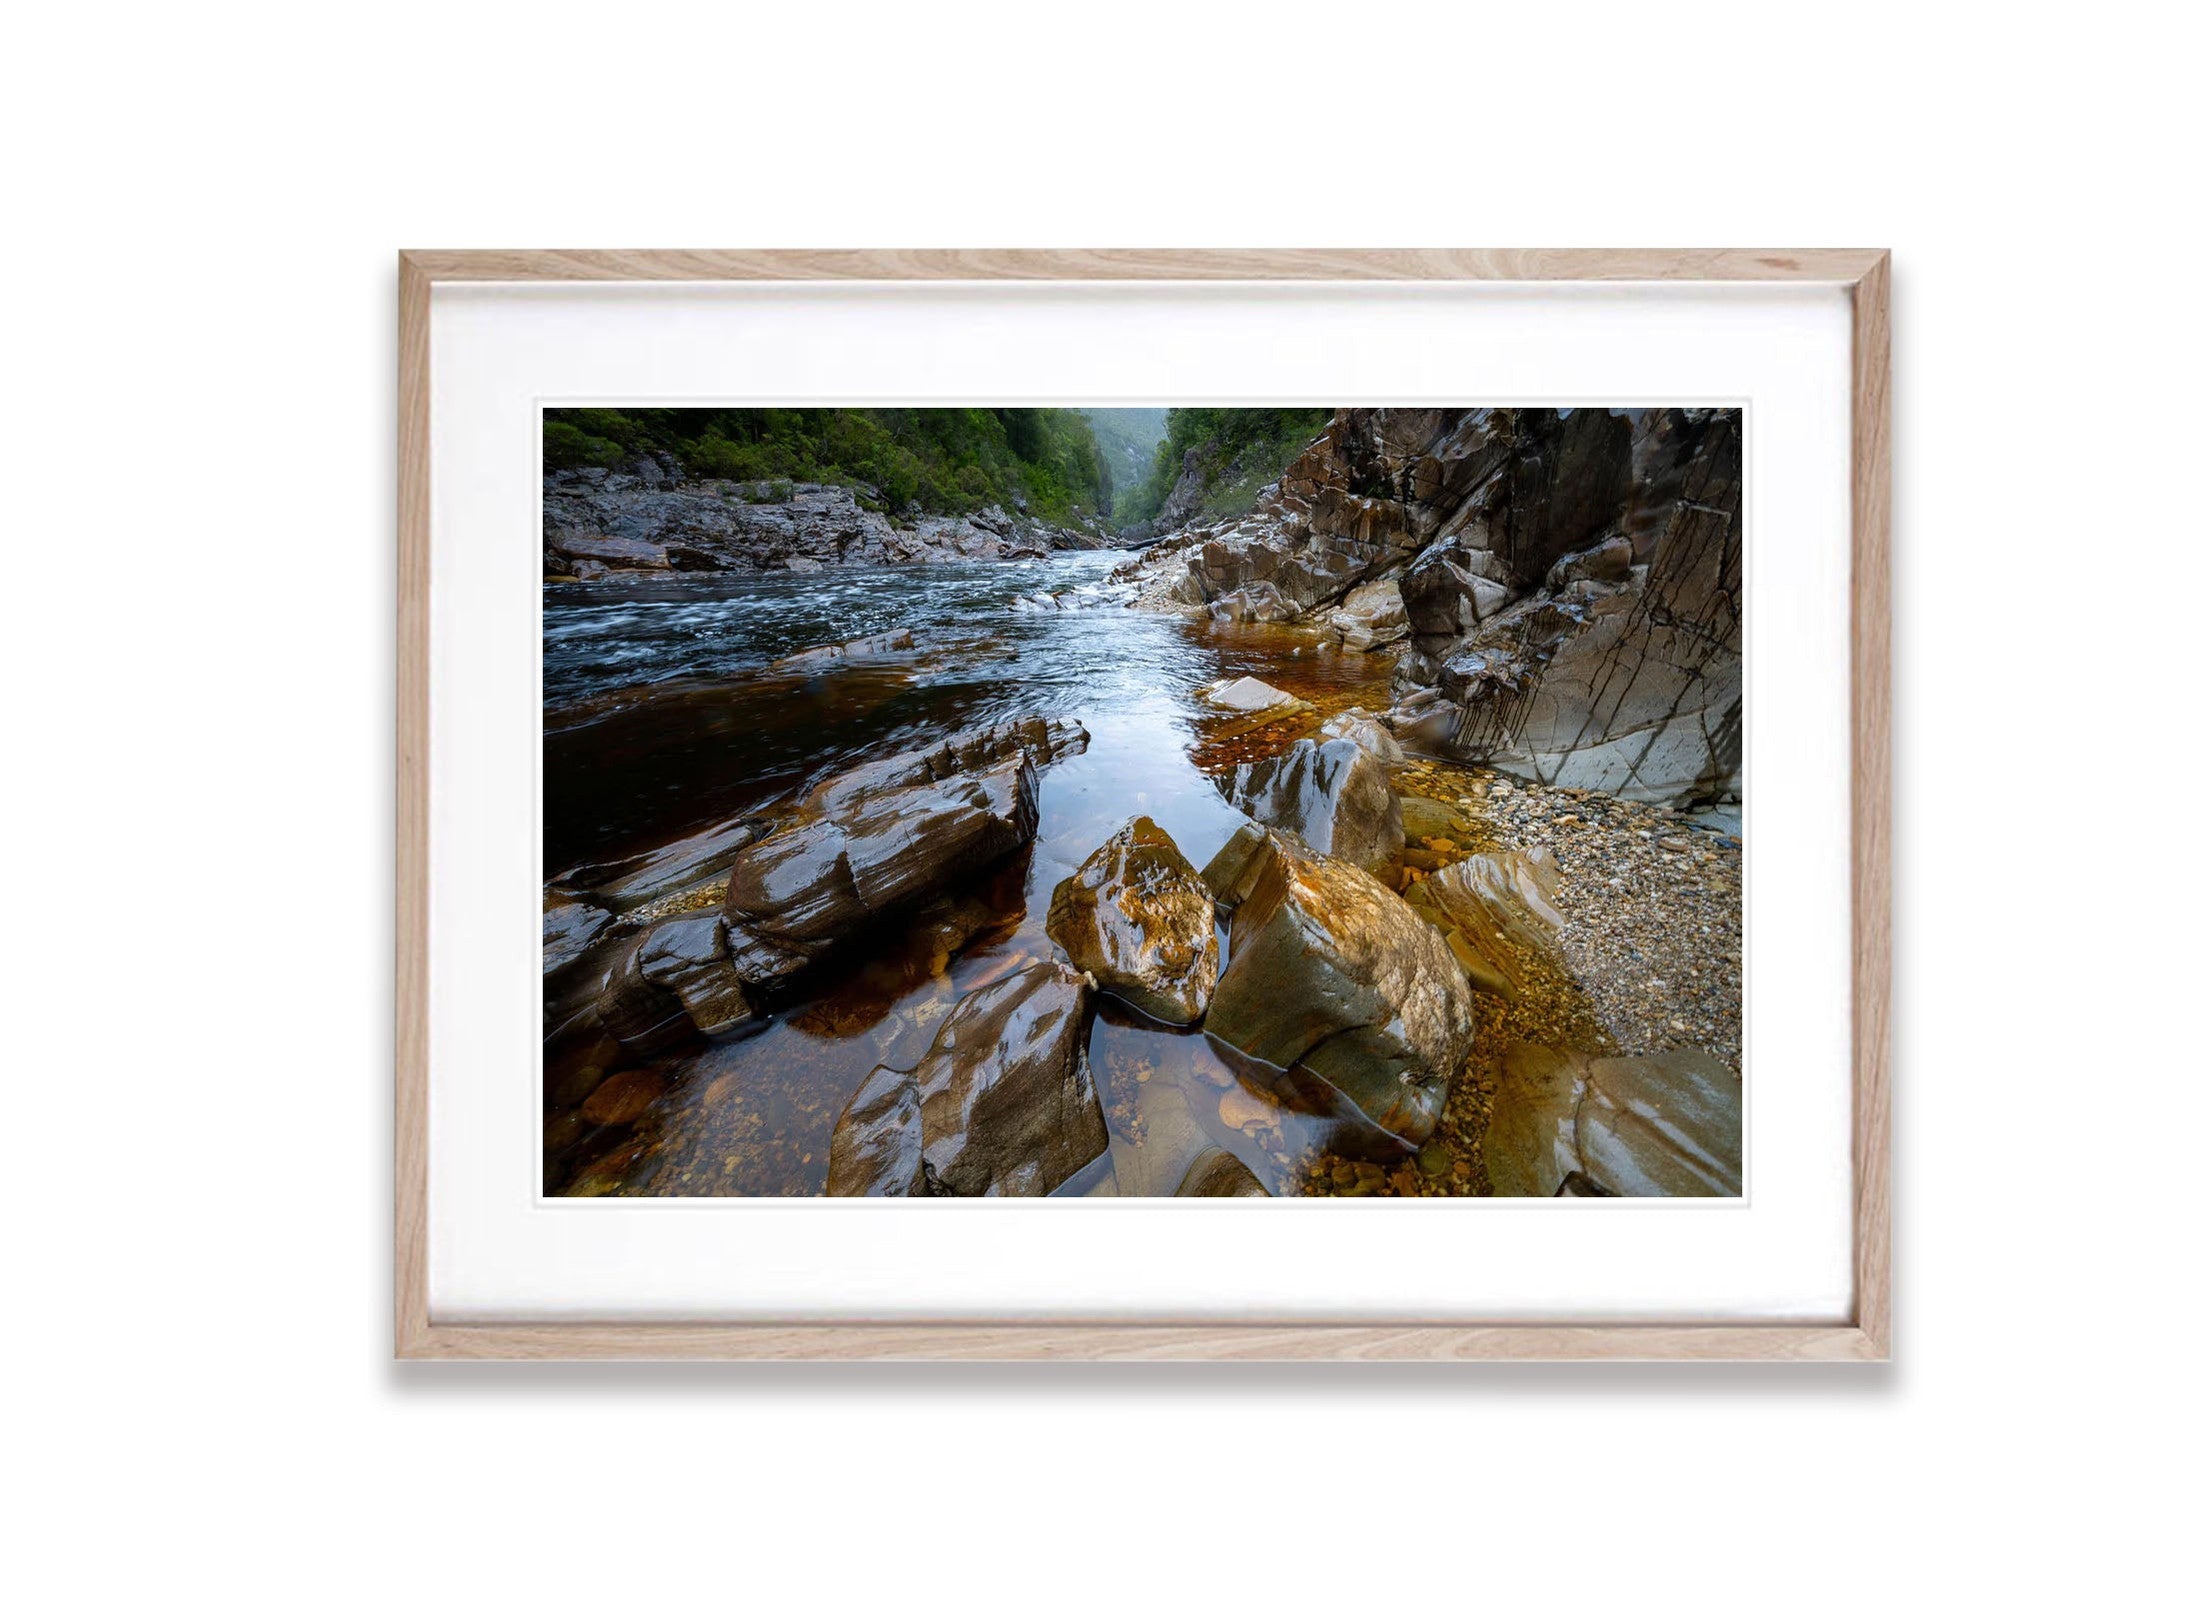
[1202,829,1475,1148]
[799,716,1088,818]
[774,628,915,670]
[1045,817,1220,1025]
[914,962,1107,1197]
[824,1063,926,1196]
[724,753,1039,990]
[639,913,756,1038]
[594,912,757,1049]
[544,897,612,980]
[1319,706,1405,766]
[581,1069,666,1127]
[1202,676,1306,715]
[1198,822,1270,908]
[550,818,763,915]
[1417,847,1566,1002]
[1214,737,1405,885]
[1175,1147,1271,1197]
[1483,1045,1741,1197]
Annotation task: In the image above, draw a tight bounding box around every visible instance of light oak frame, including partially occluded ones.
[397,249,1891,1360]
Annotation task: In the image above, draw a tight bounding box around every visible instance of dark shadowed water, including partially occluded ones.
[544,553,1403,1198]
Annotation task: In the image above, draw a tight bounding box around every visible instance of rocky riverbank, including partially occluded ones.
[542,648,1740,1200]
[1108,407,1743,813]
[545,458,1109,580]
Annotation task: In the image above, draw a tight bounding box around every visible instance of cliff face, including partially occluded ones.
[1129,407,1742,809]
[543,460,1105,580]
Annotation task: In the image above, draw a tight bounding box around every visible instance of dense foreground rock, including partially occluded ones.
[1214,738,1405,885]
[1202,826,1475,1148]
[1483,1044,1741,1197]
[826,962,1107,1196]
[1045,817,1220,1025]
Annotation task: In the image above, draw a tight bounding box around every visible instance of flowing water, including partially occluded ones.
[544,552,1400,1198]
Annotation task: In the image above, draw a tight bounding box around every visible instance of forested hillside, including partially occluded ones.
[544,407,1108,523]
[1112,408,1332,527]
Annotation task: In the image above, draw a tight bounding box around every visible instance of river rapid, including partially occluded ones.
[544,553,1399,1197]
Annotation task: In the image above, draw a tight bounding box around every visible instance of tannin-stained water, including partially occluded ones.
[544,552,1400,1198]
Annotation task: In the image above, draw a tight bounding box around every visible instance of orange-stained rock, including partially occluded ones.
[1045,816,1219,1025]
[581,1069,666,1127]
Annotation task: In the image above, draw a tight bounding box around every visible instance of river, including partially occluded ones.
[543,552,1403,1197]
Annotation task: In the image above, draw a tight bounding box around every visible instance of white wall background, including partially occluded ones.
[6,2,2188,1593]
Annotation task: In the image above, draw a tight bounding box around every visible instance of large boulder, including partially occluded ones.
[723,752,1038,988]
[825,963,1107,1197]
[1483,1045,1741,1197]
[1045,817,1220,1025]
[1214,737,1405,885]
[1202,827,1475,1148]
[916,962,1105,1196]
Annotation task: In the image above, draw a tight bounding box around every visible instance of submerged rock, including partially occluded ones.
[1045,817,1220,1025]
[1175,1146,1271,1197]
[1483,1045,1741,1197]
[1215,737,1405,885]
[928,963,1108,1195]
[1202,829,1475,1148]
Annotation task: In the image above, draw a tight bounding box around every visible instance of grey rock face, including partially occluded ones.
[1483,1045,1741,1198]
[1215,737,1405,885]
[544,472,1076,579]
[1128,407,1744,807]
[1202,829,1475,1149]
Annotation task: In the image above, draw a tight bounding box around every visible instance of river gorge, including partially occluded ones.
[542,407,1746,1200]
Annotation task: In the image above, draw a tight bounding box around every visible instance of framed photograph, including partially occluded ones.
[397,249,1889,1359]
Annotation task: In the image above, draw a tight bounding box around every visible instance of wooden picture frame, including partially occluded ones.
[397,248,1890,1360]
